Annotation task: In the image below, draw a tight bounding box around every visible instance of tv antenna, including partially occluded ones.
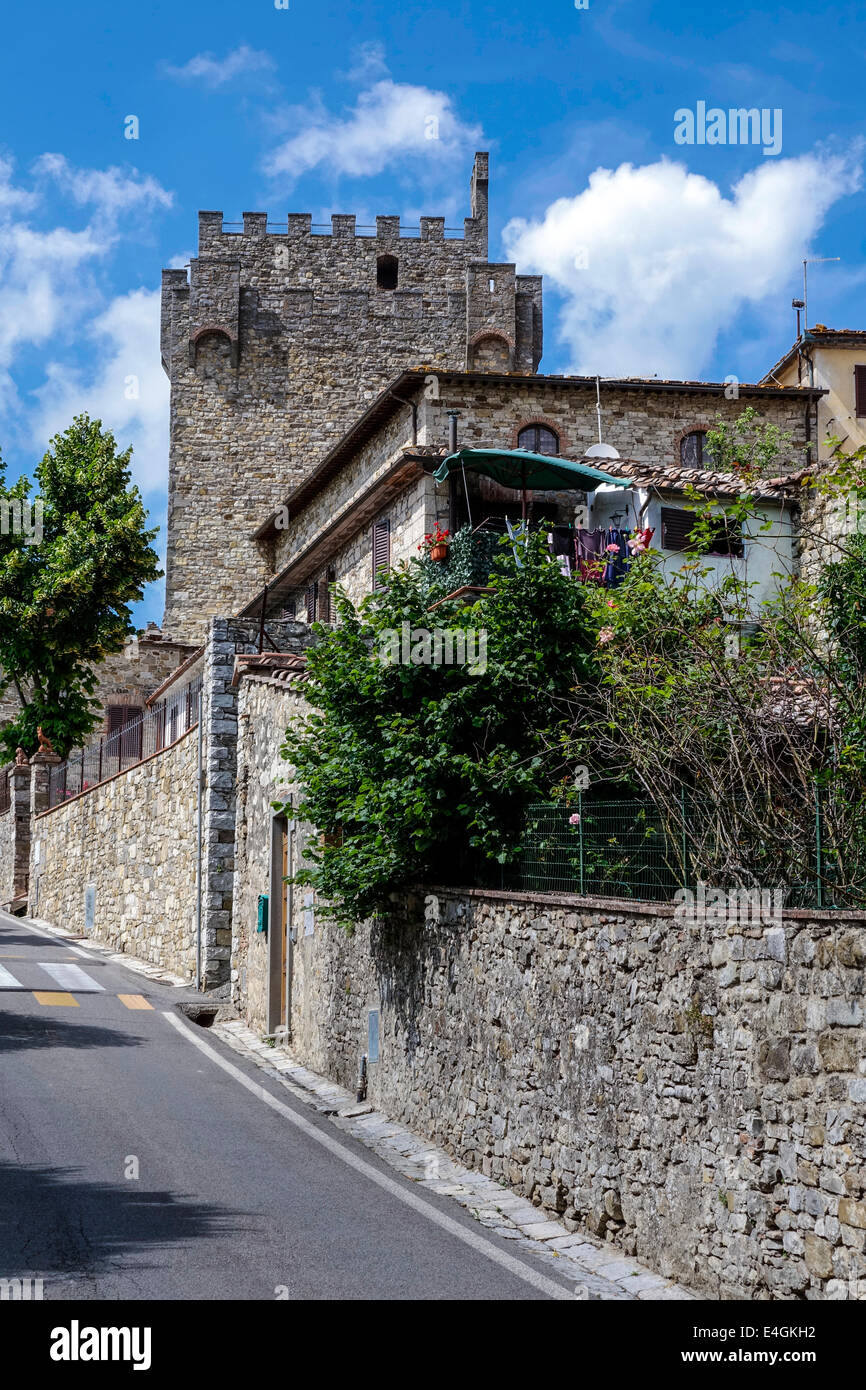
[583,376,621,460]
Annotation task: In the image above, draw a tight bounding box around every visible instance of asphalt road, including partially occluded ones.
[0,910,576,1301]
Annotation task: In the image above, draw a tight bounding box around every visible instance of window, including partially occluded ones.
[680,430,716,468]
[107,705,143,761]
[376,254,398,291]
[855,365,866,417]
[661,506,743,557]
[517,424,559,455]
[372,518,391,590]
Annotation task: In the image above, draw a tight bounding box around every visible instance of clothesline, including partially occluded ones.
[547,524,655,586]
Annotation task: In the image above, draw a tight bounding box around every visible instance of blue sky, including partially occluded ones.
[2,0,864,625]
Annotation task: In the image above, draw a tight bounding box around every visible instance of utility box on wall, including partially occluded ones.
[257,894,269,934]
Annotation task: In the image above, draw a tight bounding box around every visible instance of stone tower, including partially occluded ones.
[160,152,543,640]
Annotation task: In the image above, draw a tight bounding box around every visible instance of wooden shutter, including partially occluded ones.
[855,365,866,417]
[317,570,335,624]
[107,705,143,761]
[107,706,126,739]
[661,506,695,551]
[317,581,330,624]
[305,582,317,623]
[372,518,391,590]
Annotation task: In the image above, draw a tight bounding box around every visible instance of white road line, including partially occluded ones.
[164,1011,573,1301]
[40,963,104,993]
[67,946,93,959]
[0,964,22,989]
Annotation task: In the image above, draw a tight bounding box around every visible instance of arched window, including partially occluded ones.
[376,255,398,291]
[518,424,559,455]
[680,430,714,468]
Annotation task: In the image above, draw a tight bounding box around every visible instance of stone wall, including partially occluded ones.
[232,674,306,1026]
[93,627,200,733]
[161,152,543,640]
[280,888,866,1301]
[201,617,312,993]
[319,473,436,613]
[268,372,814,620]
[423,374,814,471]
[28,728,199,977]
[228,672,866,1298]
[0,760,30,909]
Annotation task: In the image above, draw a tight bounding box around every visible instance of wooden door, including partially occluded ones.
[280,824,289,1028]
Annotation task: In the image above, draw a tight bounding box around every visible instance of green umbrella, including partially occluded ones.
[432,448,630,520]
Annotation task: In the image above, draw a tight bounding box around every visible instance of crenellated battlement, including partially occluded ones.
[204,213,478,241]
[160,151,543,641]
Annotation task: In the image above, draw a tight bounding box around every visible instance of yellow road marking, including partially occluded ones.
[33,991,79,1007]
[118,994,153,1011]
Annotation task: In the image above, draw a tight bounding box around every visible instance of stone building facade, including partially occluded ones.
[243,370,821,624]
[160,152,543,640]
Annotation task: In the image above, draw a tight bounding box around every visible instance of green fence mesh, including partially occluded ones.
[474,796,865,909]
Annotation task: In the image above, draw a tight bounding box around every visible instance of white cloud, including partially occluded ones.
[0,155,172,448]
[163,45,275,87]
[503,150,862,379]
[32,154,173,223]
[264,77,483,185]
[32,288,169,498]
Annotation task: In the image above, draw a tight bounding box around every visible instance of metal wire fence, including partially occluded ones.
[477,796,864,910]
[47,676,202,809]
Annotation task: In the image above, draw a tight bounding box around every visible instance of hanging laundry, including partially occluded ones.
[603,527,631,587]
[575,528,606,584]
[547,524,574,557]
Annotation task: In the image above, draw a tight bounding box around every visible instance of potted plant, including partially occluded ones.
[420,523,450,562]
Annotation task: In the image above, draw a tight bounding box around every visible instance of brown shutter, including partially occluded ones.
[661,506,695,551]
[107,706,126,736]
[305,582,317,622]
[855,365,866,417]
[317,578,331,624]
[107,705,143,761]
[317,570,336,624]
[372,518,391,590]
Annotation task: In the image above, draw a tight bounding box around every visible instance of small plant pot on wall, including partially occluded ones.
[418,524,451,564]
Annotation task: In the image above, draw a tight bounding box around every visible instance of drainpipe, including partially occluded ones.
[447,410,459,453]
[387,391,418,445]
[195,687,204,991]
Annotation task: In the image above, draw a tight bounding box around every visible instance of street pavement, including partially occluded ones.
[0,909,583,1301]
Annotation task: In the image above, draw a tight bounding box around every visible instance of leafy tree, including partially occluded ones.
[278,532,597,925]
[0,415,161,760]
[567,422,866,902]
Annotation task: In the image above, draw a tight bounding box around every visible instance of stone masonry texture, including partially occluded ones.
[0,760,31,909]
[287,890,866,1301]
[160,152,543,640]
[231,677,866,1301]
[28,729,199,978]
